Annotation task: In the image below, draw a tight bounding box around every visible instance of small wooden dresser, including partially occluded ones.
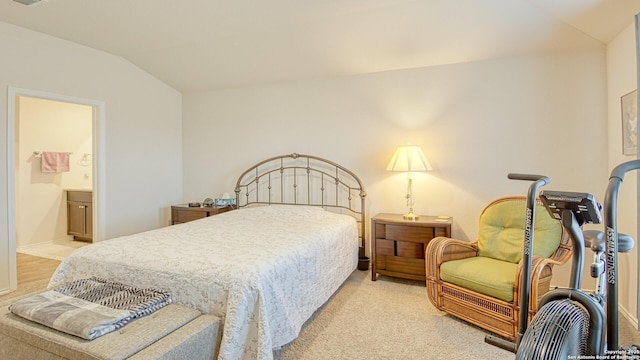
[371,213,452,281]
[171,204,234,225]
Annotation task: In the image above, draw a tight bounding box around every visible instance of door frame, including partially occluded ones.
[6,86,105,291]
[635,13,640,330]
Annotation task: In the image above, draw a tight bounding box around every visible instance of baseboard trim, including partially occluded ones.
[551,284,639,332]
[620,304,639,331]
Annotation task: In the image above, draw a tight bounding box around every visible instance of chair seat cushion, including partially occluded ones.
[440,256,517,302]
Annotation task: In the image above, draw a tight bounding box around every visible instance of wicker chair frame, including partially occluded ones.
[425,196,572,341]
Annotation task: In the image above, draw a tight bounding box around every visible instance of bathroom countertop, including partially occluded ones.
[65,188,93,192]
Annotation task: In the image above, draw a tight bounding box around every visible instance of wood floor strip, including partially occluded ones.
[17,252,60,286]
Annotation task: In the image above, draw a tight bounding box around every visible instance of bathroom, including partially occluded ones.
[15,96,93,259]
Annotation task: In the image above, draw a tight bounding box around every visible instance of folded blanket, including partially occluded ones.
[9,278,172,340]
[54,277,172,318]
[9,290,132,340]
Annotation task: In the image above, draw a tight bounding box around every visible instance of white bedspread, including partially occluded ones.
[49,205,358,360]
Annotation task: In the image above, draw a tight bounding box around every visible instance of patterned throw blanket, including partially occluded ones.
[9,277,171,340]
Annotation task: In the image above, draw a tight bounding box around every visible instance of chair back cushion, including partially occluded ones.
[477,197,561,263]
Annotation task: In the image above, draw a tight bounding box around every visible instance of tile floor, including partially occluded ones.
[16,238,88,261]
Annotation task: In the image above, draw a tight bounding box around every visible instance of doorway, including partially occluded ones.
[6,87,105,292]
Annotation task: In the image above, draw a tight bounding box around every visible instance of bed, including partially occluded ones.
[48,153,367,360]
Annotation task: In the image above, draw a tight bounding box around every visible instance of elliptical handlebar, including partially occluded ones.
[485,173,550,353]
[603,159,640,351]
[608,160,640,181]
[509,174,549,348]
[508,174,550,205]
[507,173,550,184]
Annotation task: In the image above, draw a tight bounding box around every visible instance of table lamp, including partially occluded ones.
[386,145,432,220]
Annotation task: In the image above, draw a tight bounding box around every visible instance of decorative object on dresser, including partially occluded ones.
[371,213,452,281]
[386,145,432,221]
[170,203,234,225]
[202,197,214,207]
[425,196,572,341]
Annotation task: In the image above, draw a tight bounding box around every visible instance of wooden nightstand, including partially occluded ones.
[371,213,452,281]
[170,204,234,225]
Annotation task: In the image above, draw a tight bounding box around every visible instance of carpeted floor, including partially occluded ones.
[274,270,515,359]
[0,280,50,304]
[2,269,639,359]
[274,270,640,359]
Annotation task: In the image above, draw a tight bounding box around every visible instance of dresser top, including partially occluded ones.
[371,213,452,226]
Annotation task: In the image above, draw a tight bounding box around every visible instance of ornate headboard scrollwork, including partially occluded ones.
[234,153,367,256]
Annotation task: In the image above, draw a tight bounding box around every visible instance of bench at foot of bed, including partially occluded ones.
[0,297,220,360]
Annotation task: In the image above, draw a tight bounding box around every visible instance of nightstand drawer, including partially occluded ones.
[385,225,434,242]
[397,241,424,258]
[172,210,206,223]
[386,257,426,276]
[171,204,234,225]
[435,227,449,237]
[376,239,395,256]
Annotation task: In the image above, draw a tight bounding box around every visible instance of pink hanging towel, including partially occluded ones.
[41,152,71,173]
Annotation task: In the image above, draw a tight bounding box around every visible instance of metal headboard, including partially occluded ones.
[234,153,367,256]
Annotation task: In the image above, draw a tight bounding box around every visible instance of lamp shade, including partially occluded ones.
[386,145,432,172]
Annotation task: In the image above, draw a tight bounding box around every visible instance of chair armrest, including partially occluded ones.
[514,256,564,311]
[549,235,573,265]
[425,237,478,280]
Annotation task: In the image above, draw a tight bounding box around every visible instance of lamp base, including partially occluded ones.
[403,209,419,221]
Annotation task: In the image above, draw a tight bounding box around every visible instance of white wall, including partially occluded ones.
[0,21,183,293]
[607,21,639,324]
[183,46,608,265]
[16,96,92,248]
[0,9,628,324]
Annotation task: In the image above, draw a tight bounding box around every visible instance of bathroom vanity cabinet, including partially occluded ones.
[67,190,92,242]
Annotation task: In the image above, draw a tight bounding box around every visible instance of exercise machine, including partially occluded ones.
[484,173,550,352]
[516,159,640,359]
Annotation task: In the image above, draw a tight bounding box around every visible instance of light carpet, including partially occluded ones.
[0,280,51,303]
[275,270,514,360]
[2,269,638,359]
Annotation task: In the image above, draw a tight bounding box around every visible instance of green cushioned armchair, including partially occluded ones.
[425,196,572,341]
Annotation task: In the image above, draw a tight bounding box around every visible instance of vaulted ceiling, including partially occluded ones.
[1,0,639,93]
